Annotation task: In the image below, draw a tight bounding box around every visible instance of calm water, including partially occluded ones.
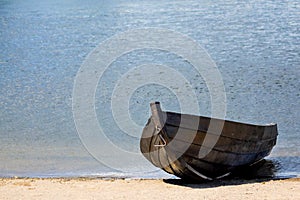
[0,0,299,178]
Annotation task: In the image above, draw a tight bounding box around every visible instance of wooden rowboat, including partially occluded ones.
[140,102,278,181]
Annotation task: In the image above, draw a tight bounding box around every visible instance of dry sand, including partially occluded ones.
[0,177,299,200]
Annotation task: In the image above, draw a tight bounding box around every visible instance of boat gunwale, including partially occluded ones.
[165,111,277,128]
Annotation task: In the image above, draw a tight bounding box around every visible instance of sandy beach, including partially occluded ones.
[0,178,299,200]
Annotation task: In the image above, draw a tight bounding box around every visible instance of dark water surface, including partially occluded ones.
[0,0,299,178]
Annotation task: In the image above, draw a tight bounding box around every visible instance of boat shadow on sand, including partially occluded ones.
[163,159,289,188]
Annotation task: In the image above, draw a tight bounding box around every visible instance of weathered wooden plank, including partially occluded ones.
[164,152,187,178]
[148,135,164,169]
[181,156,233,178]
[165,125,277,154]
[157,145,174,174]
[166,140,272,166]
[165,112,277,141]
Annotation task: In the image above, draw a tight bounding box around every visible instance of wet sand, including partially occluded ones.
[0,178,299,200]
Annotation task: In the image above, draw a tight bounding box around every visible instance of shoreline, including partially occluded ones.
[1,177,299,200]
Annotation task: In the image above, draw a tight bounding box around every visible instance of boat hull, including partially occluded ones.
[140,102,278,181]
